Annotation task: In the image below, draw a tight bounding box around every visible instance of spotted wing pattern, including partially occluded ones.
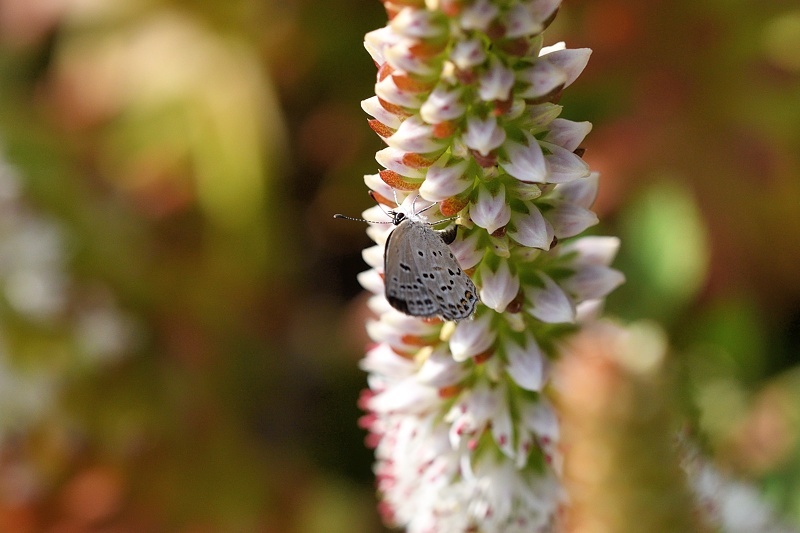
[384,219,478,321]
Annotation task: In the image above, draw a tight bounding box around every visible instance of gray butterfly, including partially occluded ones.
[336,195,479,321]
[382,210,478,321]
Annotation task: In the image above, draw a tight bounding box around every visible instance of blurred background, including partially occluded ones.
[0,0,798,531]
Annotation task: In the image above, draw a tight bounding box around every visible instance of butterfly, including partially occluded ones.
[335,194,478,321]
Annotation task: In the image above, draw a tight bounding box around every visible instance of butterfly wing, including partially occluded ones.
[385,220,478,321]
[384,220,440,317]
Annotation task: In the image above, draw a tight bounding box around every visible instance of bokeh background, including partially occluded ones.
[0,0,798,531]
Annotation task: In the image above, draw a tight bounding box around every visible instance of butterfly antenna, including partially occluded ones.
[333,214,392,224]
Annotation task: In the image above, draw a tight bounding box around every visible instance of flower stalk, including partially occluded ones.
[356,0,624,530]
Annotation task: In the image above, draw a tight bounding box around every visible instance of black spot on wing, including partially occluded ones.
[439,225,457,245]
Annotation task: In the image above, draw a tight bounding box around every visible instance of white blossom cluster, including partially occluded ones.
[356,0,623,531]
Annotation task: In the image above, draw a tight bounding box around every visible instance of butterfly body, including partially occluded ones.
[383,211,478,321]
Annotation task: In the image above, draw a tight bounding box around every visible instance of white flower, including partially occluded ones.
[459,0,499,31]
[544,118,592,151]
[420,85,466,124]
[364,27,398,65]
[361,96,403,130]
[390,7,447,39]
[500,132,548,182]
[386,115,446,153]
[545,202,598,238]
[558,235,621,266]
[376,147,426,180]
[504,332,547,391]
[509,203,554,249]
[419,158,471,201]
[479,259,519,312]
[525,273,576,323]
[516,59,567,99]
[479,58,515,101]
[542,141,591,183]
[470,184,511,234]
[562,264,625,301]
[451,38,486,70]
[539,46,592,88]
[450,230,484,270]
[463,115,506,156]
[375,73,423,109]
[384,38,439,76]
[551,171,599,208]
[449,313,496,361]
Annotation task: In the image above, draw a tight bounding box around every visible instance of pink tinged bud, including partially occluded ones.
[450,38,486,70]
[419,159,471,202]
[420,86,466,123]
[362,96,403,130]
[509,203,554,249]
[450,313,496,362]
[504,3,545,39]
[504,333,546,391]
[459,0,499,31]
[562,265,625,301]
[544,118,592,151]
[386,115,446,153]
[463,115,506,156]
[542,141,591,183]
[553,171,598,208]
[478,260,519,312]
[478,58,515,101]
[540,47,591,88]
[516,60,567,99]
[470,184,511,234]
[376,147,426,180]
[546,203,598,238]
[500,133,548,182]
[526,273,575,323]
[450,231,483,270]
[390,7,447,39]
[559,236,621,266]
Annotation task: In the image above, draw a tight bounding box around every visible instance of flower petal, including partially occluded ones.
[450,313,495,361]
[553,172,598,208]
[509,204,554,249]
[451,38,486,70]
[542,141,591,183]
[562,265,625,301]
[479,58,515,102]
[419,158,472,202]
[386,115,446,153]
[463,115,506,156]
[526,273,575,323]
[544,118,592,151]
[504,333,547,391]
[546,203,598,238]
[500,133,548,182]
[540,47,591,88]
[420,85,466,124]
[479,259,519,312]
[470,185,511,234]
